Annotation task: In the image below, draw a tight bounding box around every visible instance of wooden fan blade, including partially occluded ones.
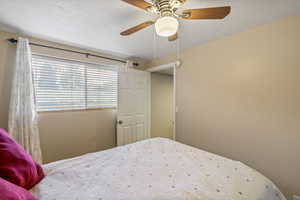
[168,33,178,42]
[121,21,154,36]
[182,6,231,20]
[121,0,152,11]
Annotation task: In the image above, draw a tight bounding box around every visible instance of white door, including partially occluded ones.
[117,68,151,146]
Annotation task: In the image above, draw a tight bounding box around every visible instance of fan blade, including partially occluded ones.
[182,6,231,20]
[121,0,152,11]
[121,21,154,36]
[168,33,178,42]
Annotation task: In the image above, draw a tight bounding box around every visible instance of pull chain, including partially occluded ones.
[153,25,158,60]
[176,22,180,62]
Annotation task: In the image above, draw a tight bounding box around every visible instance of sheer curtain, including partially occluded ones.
[8,37,43,163]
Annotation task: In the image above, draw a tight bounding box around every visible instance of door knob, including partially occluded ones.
[118,120,123,125]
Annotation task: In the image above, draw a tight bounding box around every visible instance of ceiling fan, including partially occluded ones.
[120,0,231,41]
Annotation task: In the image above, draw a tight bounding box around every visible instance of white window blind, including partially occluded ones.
[31,55,118,112]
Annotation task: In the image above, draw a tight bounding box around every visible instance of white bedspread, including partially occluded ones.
[33,138,286,200]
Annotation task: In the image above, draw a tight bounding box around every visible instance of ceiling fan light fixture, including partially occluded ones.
[155,16,179,37]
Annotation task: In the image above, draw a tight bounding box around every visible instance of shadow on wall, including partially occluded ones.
[0,22,23,35]
[0,42,16,130]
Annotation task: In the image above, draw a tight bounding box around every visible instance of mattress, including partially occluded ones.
[33,138,286,200]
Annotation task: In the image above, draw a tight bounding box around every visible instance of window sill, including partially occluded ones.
[37,107,117,114]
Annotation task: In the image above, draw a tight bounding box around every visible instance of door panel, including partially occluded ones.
[117,68,150,146]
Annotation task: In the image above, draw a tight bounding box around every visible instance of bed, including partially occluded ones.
[33,138,286,200]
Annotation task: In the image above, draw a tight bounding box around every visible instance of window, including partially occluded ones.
[31,55,118,112]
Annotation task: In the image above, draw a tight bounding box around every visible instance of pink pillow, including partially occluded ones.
[0,177,38,200]
[0,128,44,190]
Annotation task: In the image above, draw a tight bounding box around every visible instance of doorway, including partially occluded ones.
[148,62,177,140]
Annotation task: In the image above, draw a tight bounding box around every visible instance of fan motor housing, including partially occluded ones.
[150,0,186,16]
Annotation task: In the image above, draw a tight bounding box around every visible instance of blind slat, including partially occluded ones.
[32,55,118,112]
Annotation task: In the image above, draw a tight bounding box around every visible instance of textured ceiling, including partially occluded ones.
[0,0,300,61]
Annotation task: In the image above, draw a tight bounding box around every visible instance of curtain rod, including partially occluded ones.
[7,38,139,66]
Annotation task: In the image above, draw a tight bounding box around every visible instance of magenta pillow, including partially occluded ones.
[0,128,44,190]
[0,178,38,200]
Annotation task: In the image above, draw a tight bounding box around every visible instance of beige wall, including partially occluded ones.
[38,110,116,163]
[151,73,173,139]
[0,31,119,163]
[148,13,300,198]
